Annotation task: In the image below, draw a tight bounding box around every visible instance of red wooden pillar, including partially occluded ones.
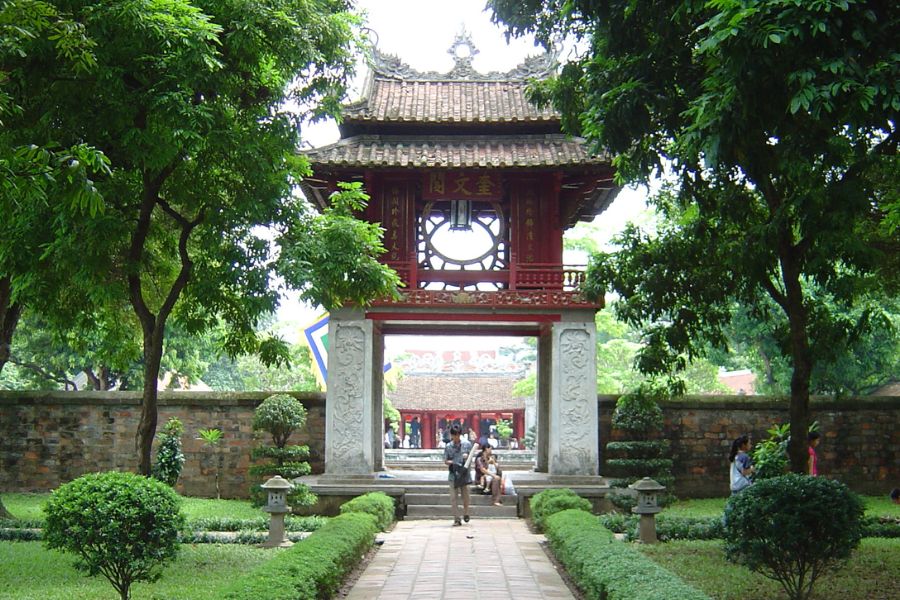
[423,413,434,450]
[514,411,525,446]
[399,411,407,445]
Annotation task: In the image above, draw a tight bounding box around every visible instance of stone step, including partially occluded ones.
[406,492,518,506]
[406,504,518,519]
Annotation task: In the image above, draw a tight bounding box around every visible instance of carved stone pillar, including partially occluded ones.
[548,319,598,475]
[324,308,381,476]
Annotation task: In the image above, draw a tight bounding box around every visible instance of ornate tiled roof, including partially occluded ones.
[342,34,560,125]
[389,373,527,412]
[303,134,607,169]
[344,79,558,124]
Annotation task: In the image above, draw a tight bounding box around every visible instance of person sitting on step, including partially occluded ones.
[475,445,503,506]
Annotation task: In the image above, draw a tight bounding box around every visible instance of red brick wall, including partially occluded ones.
[599,395,900,497]
[2,392,896,499]
[0,391,325,499]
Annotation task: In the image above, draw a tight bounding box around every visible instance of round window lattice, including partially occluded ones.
[418,200,509,290]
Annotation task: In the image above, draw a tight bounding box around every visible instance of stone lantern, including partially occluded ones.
[629,477,666,544]
[261,475,294,548]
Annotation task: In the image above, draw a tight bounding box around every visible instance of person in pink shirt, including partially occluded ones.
[808,431,821,476]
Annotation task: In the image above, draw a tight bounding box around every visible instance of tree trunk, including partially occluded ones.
[0,276,23,376]
[130,168,200,476]
[779,249,813,474]
[137,327,165,475]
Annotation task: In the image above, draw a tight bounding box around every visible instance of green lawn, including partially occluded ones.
[666,494,899,519]
[2,493,262,522]
[0,541,277,600]
[640,538,900,600]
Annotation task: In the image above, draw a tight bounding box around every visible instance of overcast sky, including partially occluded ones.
[279,1,652,352]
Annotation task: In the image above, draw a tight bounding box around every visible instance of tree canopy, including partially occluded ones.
[490,0,899,472]
[3,0,400,474]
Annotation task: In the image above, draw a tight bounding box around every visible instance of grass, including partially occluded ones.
[1,493,262,523]
[0,541,277,600]
[639,538,900,600]
[666,495,898,519]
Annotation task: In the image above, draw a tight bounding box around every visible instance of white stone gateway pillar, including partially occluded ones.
[548,318,599,476]
[324,308,382,476]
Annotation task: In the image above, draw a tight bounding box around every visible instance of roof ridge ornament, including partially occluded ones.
[447,26,480,79]
[370,31,557,82]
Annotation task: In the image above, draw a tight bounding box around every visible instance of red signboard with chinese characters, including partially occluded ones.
[422,171,503,201]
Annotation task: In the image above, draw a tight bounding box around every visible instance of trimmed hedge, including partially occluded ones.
[605,458,674,474]
[530,488,592,531]
[220,512,379,600]
[598,514,725,542]
[187,515,327,533]
[340,492,395,532]
[545,509,710,600]
[605,440,670,458]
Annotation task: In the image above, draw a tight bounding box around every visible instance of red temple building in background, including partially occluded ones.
[302,31,621,478]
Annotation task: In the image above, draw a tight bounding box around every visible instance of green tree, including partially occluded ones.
[5,0,400,475]
[0,0,107,377]
[491,0,899,472]
[711,298,899,397]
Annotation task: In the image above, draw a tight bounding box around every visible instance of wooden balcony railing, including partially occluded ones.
[384,261,587,292]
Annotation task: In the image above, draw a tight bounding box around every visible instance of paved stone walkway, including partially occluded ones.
[345,520,575,600]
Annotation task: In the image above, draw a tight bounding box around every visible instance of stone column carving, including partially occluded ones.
[548,321,598,475]
[325,309,378,475]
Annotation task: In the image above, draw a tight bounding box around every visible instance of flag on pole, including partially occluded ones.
[301,313,329,390]
[300,313,393,391]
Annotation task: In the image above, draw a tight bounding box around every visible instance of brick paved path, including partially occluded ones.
[345,520,575,599]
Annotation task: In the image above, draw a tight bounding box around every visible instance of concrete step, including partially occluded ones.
[406,504,518,519]
[406,492,518,506]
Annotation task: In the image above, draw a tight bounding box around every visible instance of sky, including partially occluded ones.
[278,0,653,353]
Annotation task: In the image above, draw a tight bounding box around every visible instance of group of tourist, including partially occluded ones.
[728,430,824,494]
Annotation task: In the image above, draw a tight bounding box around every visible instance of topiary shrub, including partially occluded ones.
[340,492,395,531]
[151,417,185,487]
[723,474,865,600]
[530,488,592,531]
[611,384,664,438]
[605,383,675,507]
[43,472,186,600]
[249,393,315,507]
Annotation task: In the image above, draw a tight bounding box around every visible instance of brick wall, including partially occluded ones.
[2,391,896,499]
[599,395,900,497]
[0,391,325,499]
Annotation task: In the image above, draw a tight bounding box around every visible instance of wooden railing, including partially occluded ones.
[384,261,587,292]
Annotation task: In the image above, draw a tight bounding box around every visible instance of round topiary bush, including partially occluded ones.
[253,393,307,448]
[723,474,865,600]
[530,488,592,531]
[611,386,664,437]
[44,471,186,600]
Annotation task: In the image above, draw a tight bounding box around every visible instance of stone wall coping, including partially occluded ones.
[1,391,895,410]
[598,394,899,411]
[0,390,326,407]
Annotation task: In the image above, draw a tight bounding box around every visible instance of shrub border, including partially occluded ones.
[544,508,710,600]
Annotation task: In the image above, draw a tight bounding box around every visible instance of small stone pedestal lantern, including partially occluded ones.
[261,475,294,548]
[629,477,666,544]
